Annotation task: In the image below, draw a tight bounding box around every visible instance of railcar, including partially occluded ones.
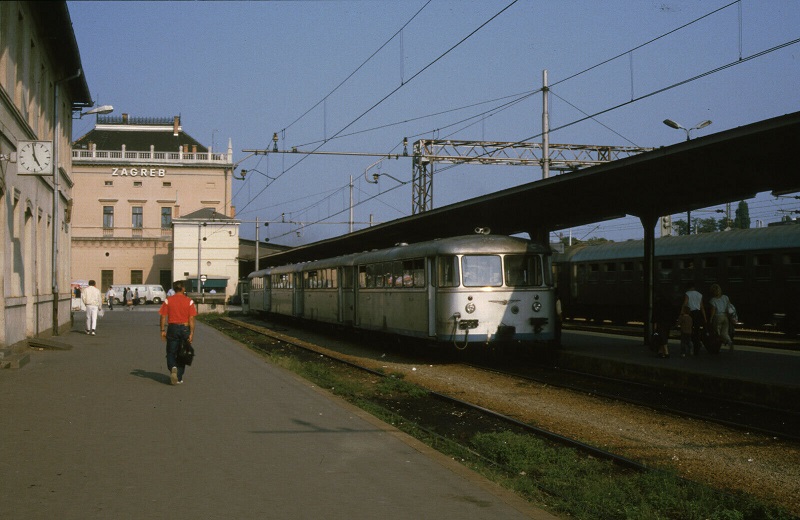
[248,234,558,348]
[553,224,800,333]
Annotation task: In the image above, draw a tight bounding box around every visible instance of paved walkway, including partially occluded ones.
[0,308,554,519]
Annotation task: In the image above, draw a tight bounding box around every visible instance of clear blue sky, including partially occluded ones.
[68,1,800,246]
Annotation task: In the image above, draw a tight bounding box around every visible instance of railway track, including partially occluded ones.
[465,358,800,443]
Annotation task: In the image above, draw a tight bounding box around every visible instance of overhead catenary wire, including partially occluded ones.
[236,0,520,216]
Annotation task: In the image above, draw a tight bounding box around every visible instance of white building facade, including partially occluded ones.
[0,2,93,344]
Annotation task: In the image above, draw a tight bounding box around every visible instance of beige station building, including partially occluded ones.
[71,114,241,297]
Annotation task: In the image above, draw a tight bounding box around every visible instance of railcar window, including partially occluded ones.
[703,258,719,268]
[462,255,502,287]
[364,264,377,288]
[680,258,695,270]
[358,265,368,288]
[392,261,403,287]
[402,258,425,287]
[622,262,633,271]
[605,263,617,272]
[437,255,460,287]
[505,255,543,286]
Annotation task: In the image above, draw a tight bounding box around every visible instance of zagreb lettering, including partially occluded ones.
[111,167,166,177]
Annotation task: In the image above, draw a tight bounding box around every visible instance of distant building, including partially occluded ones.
[0,1,93,342]
[71,114,237,295]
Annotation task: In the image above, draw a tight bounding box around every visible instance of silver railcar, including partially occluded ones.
[248,234,557,348]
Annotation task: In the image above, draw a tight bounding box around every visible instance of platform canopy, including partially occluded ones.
[263,111,800,266]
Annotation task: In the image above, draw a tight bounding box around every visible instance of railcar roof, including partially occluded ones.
[564,224,800,263]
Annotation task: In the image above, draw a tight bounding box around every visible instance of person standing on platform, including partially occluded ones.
[678,305,693,358]
[126,288,133,310]
[133,288,140,308]
[683,282,707,355]
[81,280,102,335]
[106,286,116,311]
[708,283,732,351]
[159,281,197,385]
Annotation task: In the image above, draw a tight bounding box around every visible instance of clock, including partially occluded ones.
[17,140,53,174]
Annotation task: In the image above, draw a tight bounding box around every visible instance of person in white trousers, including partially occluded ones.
[81,280,103,335]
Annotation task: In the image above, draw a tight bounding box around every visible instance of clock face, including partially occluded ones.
[18,141,53,174]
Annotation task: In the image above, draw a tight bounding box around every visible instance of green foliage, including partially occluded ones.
[376,373,429,398]
[734,200,751,229]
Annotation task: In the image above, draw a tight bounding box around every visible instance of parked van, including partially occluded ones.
[109,284,167,305]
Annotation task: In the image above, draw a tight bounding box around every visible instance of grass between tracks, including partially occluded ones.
[203,315,794,520]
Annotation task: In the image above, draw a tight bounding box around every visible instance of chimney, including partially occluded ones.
[173,116,180,136]
[122,113,128,124]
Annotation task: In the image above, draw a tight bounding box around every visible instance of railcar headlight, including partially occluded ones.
[465,302,476,314]
[532,302,542,312]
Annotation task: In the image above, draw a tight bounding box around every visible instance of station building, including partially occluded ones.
[0,1,94,345]
[71,114,241,297]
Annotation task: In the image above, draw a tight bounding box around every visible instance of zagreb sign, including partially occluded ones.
[111,167,166,177]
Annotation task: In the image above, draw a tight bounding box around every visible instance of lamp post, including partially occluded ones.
[662,118,713,235]
[51,67,113,335]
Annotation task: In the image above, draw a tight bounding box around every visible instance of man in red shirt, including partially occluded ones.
[159,281,197,385]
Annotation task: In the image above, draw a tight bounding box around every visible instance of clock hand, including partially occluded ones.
[31,146,41,166]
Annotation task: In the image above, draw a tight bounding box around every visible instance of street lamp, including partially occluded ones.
[663,118,712,141]
[663,118,713,234]
[75,104,114,119]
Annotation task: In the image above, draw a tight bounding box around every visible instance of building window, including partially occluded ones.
[101,270,113,292]
[104,181,113,186]
[163,182,172,187]
[132,206,143,228]
[134,181,143,187]
[161,207,172,229]
[103,206,114,228]
[131,270,143,284]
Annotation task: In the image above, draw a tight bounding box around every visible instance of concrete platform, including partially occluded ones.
[557,329,800,412]
[0,308,555,519]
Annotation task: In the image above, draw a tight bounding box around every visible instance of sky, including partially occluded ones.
[67,0,800,246]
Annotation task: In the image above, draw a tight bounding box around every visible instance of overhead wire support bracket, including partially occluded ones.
[411,139,654,214]
[242,148,406,160]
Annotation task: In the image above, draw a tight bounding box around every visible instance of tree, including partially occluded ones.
[673,219,689,236]
[734,200,751,229]
[695,217,718,234]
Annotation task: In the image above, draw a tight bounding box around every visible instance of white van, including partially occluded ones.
[109,284,167,305]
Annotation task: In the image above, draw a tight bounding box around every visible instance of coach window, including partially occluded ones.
[620,261,634,282]
[505,255,543,287]
[437,255,460,287]
[329,268,338,288]
[365,264,378,288]
[588,263,600,283]
[657,259,673,282]
[754,254,772,279]
[304,270,317,288]
[462,255,502,287]
[728,255,745,280]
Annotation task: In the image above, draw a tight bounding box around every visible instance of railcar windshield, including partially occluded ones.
[504,254,544,286]
[462,255,503,287]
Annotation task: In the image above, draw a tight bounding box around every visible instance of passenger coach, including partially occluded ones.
[248,234,557,348]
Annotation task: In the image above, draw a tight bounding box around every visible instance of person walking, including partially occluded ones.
[708,283,733,352]
[106,286,116,311]
[133,288,140,308]
[126,288,133,310]
[683,282,707,355]
[158,281,197,385]
[81,280,103,335]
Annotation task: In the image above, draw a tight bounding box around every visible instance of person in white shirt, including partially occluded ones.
[81,280,103,335]
[106,287,116,311]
